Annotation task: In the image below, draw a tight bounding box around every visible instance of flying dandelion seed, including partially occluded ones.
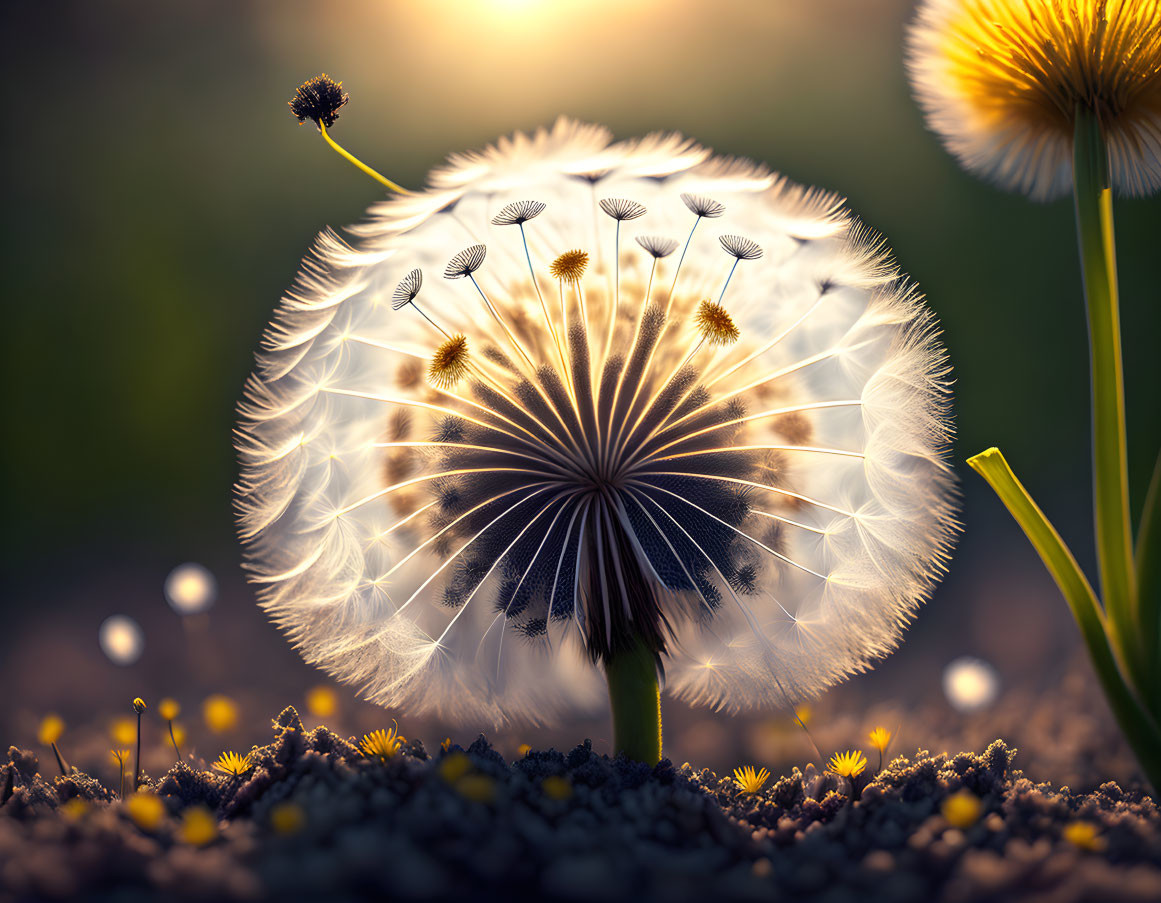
[907,0,1161,200]
[99,615,144,665]
[164,562,218,614]
[942,656,1000,712]
[235,119,957,728]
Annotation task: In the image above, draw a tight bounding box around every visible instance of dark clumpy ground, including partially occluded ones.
[2,708,1158,903]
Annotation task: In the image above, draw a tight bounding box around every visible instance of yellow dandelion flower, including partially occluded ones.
[456,774,496,804]
[428,334,470,389]
[549,249,589,282]
[869,727,891,752]
[517,743,532,758]
[732,765,771,795]
[908,0,1161,199]
[270,801,306,835]
[694,299,740,346]
[124,792,166,831]
[203,695,239,734]
[1063,819,1107,851]
[828,750,868,779]
[360,725,405,761]
[439,751,472,783]
[178,806,219,847]
[132,697,147,714]
[212,751,253,777]
[941,789,983,828]
[158,698,181,722]
[541,775,573,800]
[60,798,89,821]
[37,714,65,746]
[305,685,338,718]
[110,717,136,747]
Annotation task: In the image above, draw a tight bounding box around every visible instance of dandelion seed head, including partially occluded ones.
[236,118,957,726]
[907,0,1161,199]
[694,300,740,346]
[719,235,763,261]
[429,334,470,388]
[491,200,547,226]
[391,269,423,311]
[599,198,647,221]
[549,249,589,282]
[288,74,349,130]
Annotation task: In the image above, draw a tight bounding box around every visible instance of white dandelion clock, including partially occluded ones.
[235,114,957,754]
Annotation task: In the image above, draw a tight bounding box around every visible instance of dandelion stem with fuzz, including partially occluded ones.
[967,448,1161,791]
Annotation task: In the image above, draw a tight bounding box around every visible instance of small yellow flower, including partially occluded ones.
[178,806,219,847]
[794,704,812,727]
[541,776,573,800]
[868,727,891,753]
[132,697,147,714]
[110,748,131,767]
[732,765,771,795]
[827,750,868,779]
[203,695,239,734]
[360,725,404,761]
[517,743,532,758]
[110,716,137,747]
[158,698,181,722]
[305,685,338,718]
[549,249,589,282]
[941,789,983,828]
[428,334,470,389]
[1063,820,1107,851]
[694,299,740,346]
[439,751,472,783]
[212,751,253,777]
[440,738,452,752]
[60,798,89,821]
[270,801,306,836]
[124,792,166,831]
[38,714,65,746]
[456,774,496,804]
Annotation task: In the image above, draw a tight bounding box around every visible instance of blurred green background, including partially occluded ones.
[2,0,1158,766]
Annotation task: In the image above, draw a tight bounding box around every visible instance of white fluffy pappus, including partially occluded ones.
[235,119,958,726]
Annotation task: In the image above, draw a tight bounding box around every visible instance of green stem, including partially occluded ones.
[604,639,662,764]
[1137,449,1161,707]
[1072,108,1139,677]
[969,448,1161,792]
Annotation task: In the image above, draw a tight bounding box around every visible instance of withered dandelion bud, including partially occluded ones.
[694,299,740,346]
[443,245,487,279]
[681,193,726,218]
[599,198,647,221]
[719,234,763,261]
[429,335,470,388]
[392,268,423,311]
[635,235,679,259]
[288,74,349,130]
[549,249,589,282]
[491,200,547,226]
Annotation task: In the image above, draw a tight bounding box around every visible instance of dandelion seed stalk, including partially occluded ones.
[603,637,662,764]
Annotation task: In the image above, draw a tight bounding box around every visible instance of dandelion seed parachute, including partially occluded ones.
[907,0,1161,200]
[235,118,957,726]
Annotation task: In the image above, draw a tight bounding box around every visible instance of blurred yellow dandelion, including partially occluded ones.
[158,698,181,722]
[305,685,338,718]
[124,792,165,831]
[794,705,812,727]
[439,752,472,783]
[908,0,1161,198]
[517,743,532,758]
[60,798,89,821]
[37,714,65,747]
[732,765,771,794]
[456,774,496,804]
[828,750,868,779]
[212,751,253,777]
[869,727,891,752]
[178,806,219,846]
[1063,819,1107,851]
[270,801,306,835]
[541,775,573,800]
[941,789,983,827]
[110,717,136,747]
[203,695,239,734]
[360,725,404,760]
